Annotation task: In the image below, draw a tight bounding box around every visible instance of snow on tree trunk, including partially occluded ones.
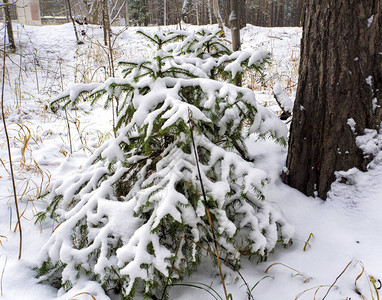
[283,0,382,199]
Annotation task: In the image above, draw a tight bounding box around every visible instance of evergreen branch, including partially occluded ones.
[136,30,159,46]
[162,67,198,79]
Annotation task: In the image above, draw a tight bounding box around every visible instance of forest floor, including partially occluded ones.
[0,23,381,300]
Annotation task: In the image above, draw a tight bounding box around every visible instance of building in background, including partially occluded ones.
[16,0,41,25]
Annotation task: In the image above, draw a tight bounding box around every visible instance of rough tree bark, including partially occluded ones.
[283,0,382,199]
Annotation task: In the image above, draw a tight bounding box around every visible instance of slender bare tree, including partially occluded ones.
[229,0,240,51]
[3,0,16,50]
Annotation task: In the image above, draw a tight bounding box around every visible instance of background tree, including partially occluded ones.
[38,0,303,27]
[66,0,82,44]
[3,0,16,50]
[212,0,224,29]
[229,0,240,52]
[283,0,382,199]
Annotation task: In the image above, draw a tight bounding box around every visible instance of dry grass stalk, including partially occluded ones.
[1,23,22,260]
[294,284,331,300]
[322,260,353,299]
[68,291,97,300]
[355,261,380,300]
[0,254,7,296]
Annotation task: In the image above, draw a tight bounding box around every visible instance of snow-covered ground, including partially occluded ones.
[0,23,381,300]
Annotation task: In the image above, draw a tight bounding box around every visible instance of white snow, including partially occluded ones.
[367,15,374,28]
[273,82,294,113]
[366,75,373,87]
[372,97,379,113]
[347,118,356,133]
[1,22,382,300]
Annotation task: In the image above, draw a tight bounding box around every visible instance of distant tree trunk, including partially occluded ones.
[207,0,213,24]
[182,0,191,23]
[246,0,252,24]
[110,0,128,25]
[164,0,167,25]
[253,1,259,26]
[229,0,240,51]
[65,0,70,22]
[147,0,153,24]
[3,0,15,51]
[229,0,242,87]
[195,0,200,25]
[237,0,246,28]
[292,0,303,26]
[277,0,285,27]
[67,0,82,45]
[125,0,129,25]
[89,0,100,24]
[212,0,224,29]
[283,0,382,199]
[268,1,274,27]
[102,0,109,45]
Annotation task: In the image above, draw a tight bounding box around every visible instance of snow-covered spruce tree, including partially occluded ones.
[36,29,293,299]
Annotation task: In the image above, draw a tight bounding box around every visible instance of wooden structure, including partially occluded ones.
[16,0,41,25]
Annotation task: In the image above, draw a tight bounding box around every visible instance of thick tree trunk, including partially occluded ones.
[283,0,382,199]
